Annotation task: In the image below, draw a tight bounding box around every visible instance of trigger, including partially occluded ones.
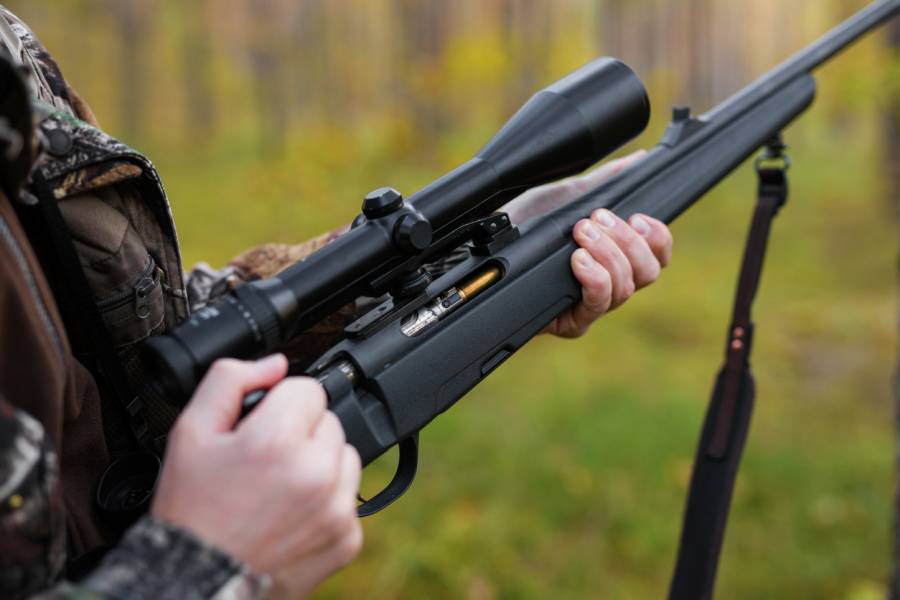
[357,434,419,517]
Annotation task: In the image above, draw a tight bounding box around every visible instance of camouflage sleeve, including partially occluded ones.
[0,399,270,600]
[184,227,356,367]
[0,399,66,599]
[71,516,271,600]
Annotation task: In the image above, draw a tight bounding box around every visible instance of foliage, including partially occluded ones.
[4,0,897,597]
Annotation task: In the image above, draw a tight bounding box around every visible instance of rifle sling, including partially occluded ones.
[667,158,788,600]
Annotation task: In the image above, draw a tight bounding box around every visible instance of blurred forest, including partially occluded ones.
[4,0,899,598]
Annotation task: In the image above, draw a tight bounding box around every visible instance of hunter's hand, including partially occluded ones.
[152,355,362,598]
[502,150,673,338]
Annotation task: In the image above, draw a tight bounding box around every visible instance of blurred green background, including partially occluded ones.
[6,0,899,598]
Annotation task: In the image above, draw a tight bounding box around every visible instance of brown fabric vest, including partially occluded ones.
[0,191,114,557]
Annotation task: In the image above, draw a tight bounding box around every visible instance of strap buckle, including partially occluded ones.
[754,136,791,173]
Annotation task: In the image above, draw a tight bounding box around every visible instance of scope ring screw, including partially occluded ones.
[363,187,404,219]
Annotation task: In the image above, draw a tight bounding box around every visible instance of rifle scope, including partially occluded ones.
[145,58,650,401]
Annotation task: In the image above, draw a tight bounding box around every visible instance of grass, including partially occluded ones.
[152,108,895,599]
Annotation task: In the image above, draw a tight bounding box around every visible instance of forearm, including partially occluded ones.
[74,516,269,600]
[21,517,269,600]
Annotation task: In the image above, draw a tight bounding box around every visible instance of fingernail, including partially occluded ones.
[594,209,616,229]
[257,354,286,369]
[631,215,651,236]
[581,221,600,240]
[576,249,594,268]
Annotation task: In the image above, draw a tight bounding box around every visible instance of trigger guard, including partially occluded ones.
[357,434,418,517]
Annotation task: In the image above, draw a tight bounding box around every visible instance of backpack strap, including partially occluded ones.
[668,137,789,600]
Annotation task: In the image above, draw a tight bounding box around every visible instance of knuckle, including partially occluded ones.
[293,460,334,498]
[345,444,362,473]
[244,430,278,461]
[273,377,328,416]
[338,522,364,563]
[620,278,636,301]
[207,358,243,382]
[637,262,661,288]
[623,231,646,258]
[320,412,346,444]
[583,282,610,311]
[294,377,328,409]
[326,501,356,533]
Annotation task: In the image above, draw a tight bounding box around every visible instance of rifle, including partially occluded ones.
[145,0,899,594]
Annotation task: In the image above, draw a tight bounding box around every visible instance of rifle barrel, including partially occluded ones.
[710,0,900,121]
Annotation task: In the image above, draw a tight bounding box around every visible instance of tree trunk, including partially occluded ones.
[888,11,900,600]
[113,0,147,143]
[394,0,451,152]
[246,0,289,155]
[180,0,216,141]
[597,0,623,57]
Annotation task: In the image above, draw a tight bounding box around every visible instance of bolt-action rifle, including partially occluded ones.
[145,2,899,592]
[147,0,898,506]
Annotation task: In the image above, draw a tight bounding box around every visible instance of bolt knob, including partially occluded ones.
[362,187,403,219]
[395,214,432,253]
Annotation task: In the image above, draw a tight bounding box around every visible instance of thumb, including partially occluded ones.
[179,354,288,433]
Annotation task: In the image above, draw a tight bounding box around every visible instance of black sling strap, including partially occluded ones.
[668,139,789,600]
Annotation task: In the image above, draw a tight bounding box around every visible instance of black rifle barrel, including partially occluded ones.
[576,0,900,225]
[711,0,900,123]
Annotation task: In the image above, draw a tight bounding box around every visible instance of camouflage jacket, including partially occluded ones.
[0,6,274,599]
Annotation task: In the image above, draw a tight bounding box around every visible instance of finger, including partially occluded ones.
[239,376,328,438]
[591,208,660,289]
[269,444,361,560]
[295,413,347,492]
[572,219,634,308]
[333,445,362,516]
[310,411,347,450]
[629,214,673,267]
[313,447,363,549]
[567,249,614,335]
[182,354,288,433]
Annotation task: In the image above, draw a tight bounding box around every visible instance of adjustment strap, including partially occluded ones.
[25,171,152,455]
[668,140,788,600]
